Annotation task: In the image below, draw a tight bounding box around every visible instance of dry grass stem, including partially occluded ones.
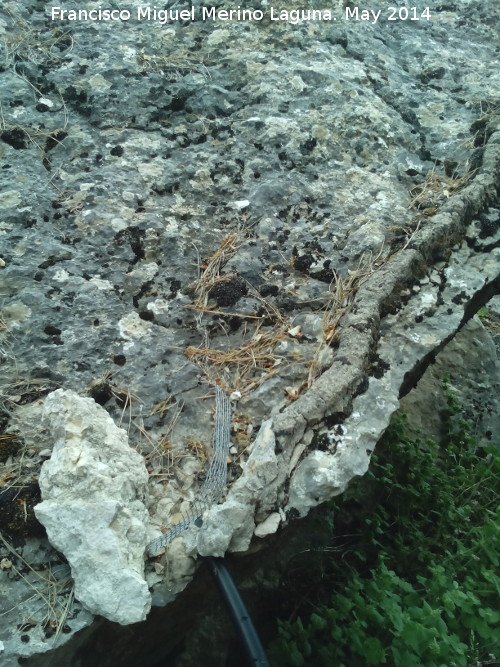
[1,9,73,68]
[308,263,373,387]
[191,234,242,308]
[409,165,473,216]
[144,400,184,477]
[137,50,210,79]
[0,533,74,645]
[183,320,289,393]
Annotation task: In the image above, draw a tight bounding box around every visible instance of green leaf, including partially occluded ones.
[364,636,386,664]
[310,613,328,632]
[289,642,305,667]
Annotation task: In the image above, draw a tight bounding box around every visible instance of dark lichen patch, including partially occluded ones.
[478,209,499,239]
[1,127,28,149]
[227,315,243,331]
[311,432,331,451]
[324,412,347,427]
[452,290,467,305]
[37,251,73,269]
[380,294,402,318]
[45,130,68,152]
[259,284,279,297]
[113,227,146,263]
[310,267,335,284]
[274,439,284,455]
[353,375,370,397]
[0,483,46,538]
[169,279,182,295]
[419,66,446,84]
[43,620,72,640]
[138,310,154,322]
[470,115,496,147]
[87,379,113,405]
[111,354,126,366]
[0,433,22,463]
[110,145,124,157]
[44,324,61,336]
[293,253,314,273]
[209,276,248,307]
[369,351,390,379]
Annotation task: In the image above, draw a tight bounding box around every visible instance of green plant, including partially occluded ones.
[269,392,500,666]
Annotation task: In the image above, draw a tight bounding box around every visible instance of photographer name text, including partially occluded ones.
[50,6,432,26]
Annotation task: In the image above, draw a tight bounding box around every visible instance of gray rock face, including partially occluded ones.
[400,316,500,445]
[0,0,499,662]
[35,390,151,625]
[195,419,279,556]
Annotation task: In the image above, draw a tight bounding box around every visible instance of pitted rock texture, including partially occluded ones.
[35,390,151,625]
[400,315,500,445]
[0,538,94,667]
[0,0,499,663]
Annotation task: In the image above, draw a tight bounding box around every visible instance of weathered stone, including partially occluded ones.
[0,0,499,661]
[35,390,151,625]
[196,419,279,556]
[0,538,94,667]
[400,316,500,445]
[254,512,282,538]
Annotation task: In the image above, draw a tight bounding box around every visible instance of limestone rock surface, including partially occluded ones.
[0,0,499,662]
[195,419,279,556]
[400,316,500,444]
[34,390,151,625]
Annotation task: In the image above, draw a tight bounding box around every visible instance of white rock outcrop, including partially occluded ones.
[35,389,151,625]
[196,419,280,556]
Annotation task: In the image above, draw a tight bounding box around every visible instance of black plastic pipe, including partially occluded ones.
[204,556,270,667]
